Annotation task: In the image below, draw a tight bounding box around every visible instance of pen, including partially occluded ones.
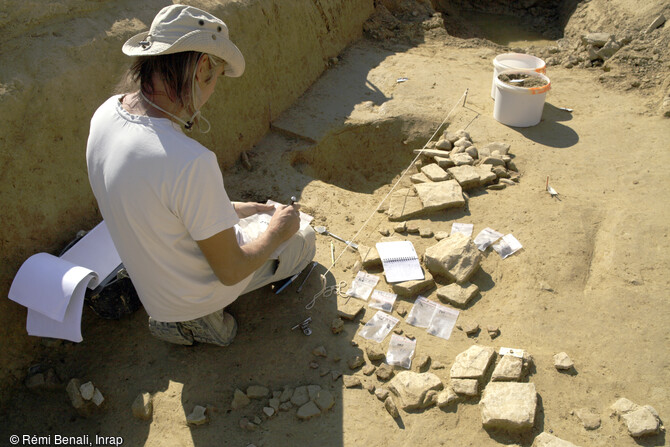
[296,261,318,293]
[275,272,300,294]
[330,241,335,265]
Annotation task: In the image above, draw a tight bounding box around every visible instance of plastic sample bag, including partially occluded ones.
[358,311,399,343]
[368,290,397,313]
[386,334,417,369]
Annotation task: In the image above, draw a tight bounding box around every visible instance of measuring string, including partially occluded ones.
[305,88,470,310]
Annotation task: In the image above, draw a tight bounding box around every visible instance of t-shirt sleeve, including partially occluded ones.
[173,150,238,241]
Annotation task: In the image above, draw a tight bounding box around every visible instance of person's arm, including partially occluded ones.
[197,203,300,285]
[231,201,275,218]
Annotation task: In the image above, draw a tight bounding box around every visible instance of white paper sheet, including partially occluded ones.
[235,200,314,259]
[8,221,122,342]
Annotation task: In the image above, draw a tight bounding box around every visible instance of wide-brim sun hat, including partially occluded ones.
[122,4,245,77]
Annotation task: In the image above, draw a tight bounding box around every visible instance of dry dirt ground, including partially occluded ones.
[2,1,670,447]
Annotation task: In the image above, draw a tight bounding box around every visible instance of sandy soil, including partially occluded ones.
[2,1,669,447]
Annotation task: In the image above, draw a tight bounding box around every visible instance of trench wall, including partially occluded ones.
[0,0,373,403]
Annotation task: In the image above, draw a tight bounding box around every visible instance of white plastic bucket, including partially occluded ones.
[493,70,551,127]
[491,53,546,99]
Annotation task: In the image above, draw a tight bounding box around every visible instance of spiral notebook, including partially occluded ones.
[375,240,424,283]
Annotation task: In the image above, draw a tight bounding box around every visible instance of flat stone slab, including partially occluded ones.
[452,379,478,396]
[296,401,321,420]
[425,232,481,283]
[414,180,465,213]
[358,243,381,268]
[421,163,449,182]
[474,164,497,185]
[387,188,426,221]
[410,172,430,184]
[436,282,479,308]
[447,165,480,189]
[480,382,538,432]
[413,148,451,158]
[480,142,511,158]
[450,152,474,166]
[532,432,581,447]
[388,371,443,410]
[337,297,365,320]
[491,355,524,382]
[450,345,496,380]
[391,271,434,297]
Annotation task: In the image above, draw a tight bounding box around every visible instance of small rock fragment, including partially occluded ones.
[622,407,661,437]
[575,408,601,430]
[309,361,319,369]
[279,402,292,411]
[450,345,496,380]
[331,318,344,334]
[437,388,459,408]
[131,392,153,420]
[375,387,389,401]
[419,227,434,238]
[307,385,321,400]
[384,397,400,418]
[451,379,478,396]
[247,385,270,399]
[432,361,445,370]
[343,375,362,388]
[366,345,385,362]
[348,356,365,370]
[480,382,537,432]
[487,325,500,339]
[491,355,524,382]
[268,398,280,412]
[91,388,104,407]
[186,405,209,425]
[279,386,294,403]
[312,346,327,357]
[414,354,430,372]
[458,319,480,336]
[291,386,310,406]
[436,282,479,308]
[331,370,343,381]
[553,352,574,370]
[80,382,95,401]
[394,222,407,233]
[434,231,449,241]
[376,363,395,381]
[262,407,275,418]
[388,371,444,410]
[531,432,580,447]
[314,389,335,411]
[296,401,322,420]
[362,364,376,376]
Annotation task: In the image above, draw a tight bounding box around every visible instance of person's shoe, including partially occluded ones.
[180,311,237,347]
[148,318,195,345]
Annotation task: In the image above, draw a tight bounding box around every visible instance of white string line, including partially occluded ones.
[306,88,469,310]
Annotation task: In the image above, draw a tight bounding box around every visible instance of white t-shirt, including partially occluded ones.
[86,95,252,322]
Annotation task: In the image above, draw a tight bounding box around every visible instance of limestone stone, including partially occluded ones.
[481,156,506,167]
[331,317,344,334]
[387,188,425,221]
[296,401,321,420]
[437,387,459,407]
[582,32,612,46]
[375,387,389,401]
[410,172,430,184]
[622,407,661,437]
[435,231,449,241]
[388,371,443,410]
[480,382,538,431]
[268,398,280,412]
[91,390,104,409]
[474,164,497,185]
[451,152,474,166]
[458,319,480,336]
[262,407,275,418]
[611,397,638,415]
[314,389,335,411]
[412,148,450,158]
[414,180,466,213]
[487,325,500,339]
[391,271,434,297]
[366,344,385,361]
[432,361,445,369]
[531,432,581,447]
[436,282,479,308]
[79,381,95,400]
[379,228,390,237]
[309,361,320,369]
[493,166,510,178]
[424,233,481,283]
[186,405,208,425]
[434,155,455,169]
[319,368,330,377]
[488,183,506,190]
[331,370,343,381]
[452,379,478,396]
[443,132,460,144]
[394,222,407,233]
[385,396,400,418]
[406,222,420,233]
[348,356,365,370]
[279,387,294,403]
[574,408,601,430]
[343,375,362,388]
[66,379,91,416]
[453,137,472,148]
[307,385,321,400]
[456,130,471,140]
[312,346,327,357]
[375,363,395,381]
[435,139,452,150]
[419,227,433,238]
[465,145,478,159]
[421,163,449,182]
[132,392,153,420]
[337,297,365,320]
[362,364,376,376]
[553,352,574,370]
[644,14,666,34]
[597,40,620,59]
[492,355,524,382]
[291,386,310,406]
[480,142,510,157]
[358,243,381,268]
[447,165,480,189]
[450,345,496,380]
[247,385,269,399]
[279,402,292,411]
[413,354,430,372]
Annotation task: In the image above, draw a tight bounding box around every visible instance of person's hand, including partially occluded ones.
[232,201,275,218]
[267,204,300,243]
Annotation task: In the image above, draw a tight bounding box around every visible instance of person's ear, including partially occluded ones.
[195,55,211,83]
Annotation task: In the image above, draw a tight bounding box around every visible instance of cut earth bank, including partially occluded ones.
[2,0,670,447]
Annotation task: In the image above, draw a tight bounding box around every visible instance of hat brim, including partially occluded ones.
[122,30,245,78]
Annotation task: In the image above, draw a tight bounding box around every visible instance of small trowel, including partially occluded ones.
[314,226,358,250]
